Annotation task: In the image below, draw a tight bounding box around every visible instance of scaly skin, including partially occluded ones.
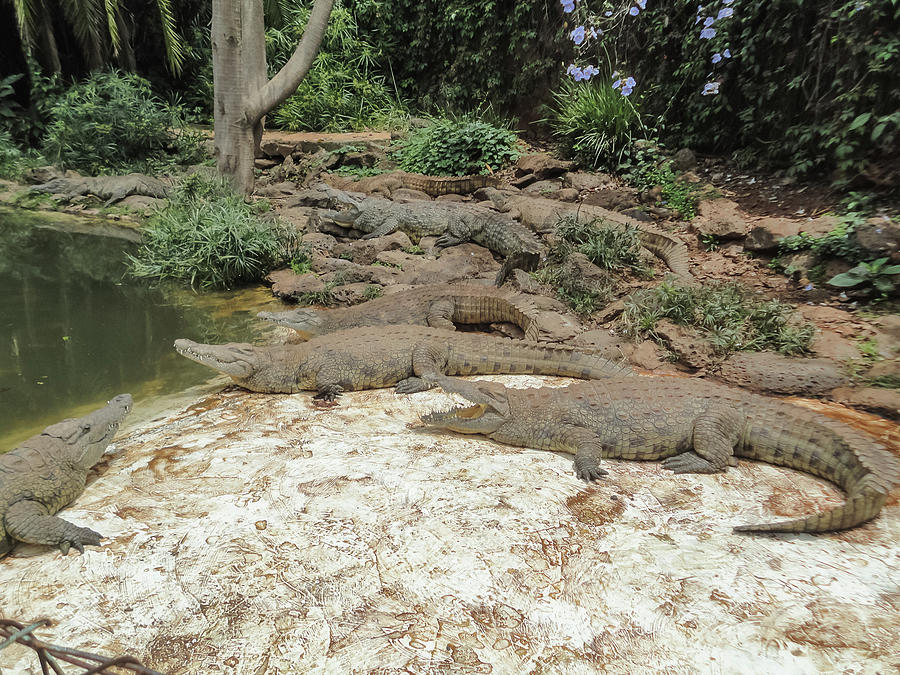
[319,192,545,285]
[1,394,133,557]
[257,284,543,341]
[420,376,900,533]
[398,172,500,196]
[174,326,633,401]
[30,174,170,206]
[482,189,692,279]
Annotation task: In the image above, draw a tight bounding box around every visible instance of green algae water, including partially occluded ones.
[0,206,284,450]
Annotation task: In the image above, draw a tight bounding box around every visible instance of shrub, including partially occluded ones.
[267,1,406,132]
[128,175,298,289]
[620,281,815,355]
[396,117,519,176]
[42,71,205,175]
[555,214,649,274]
[626,158,701,219]
[546,79,645,169]
[0,130,26,180]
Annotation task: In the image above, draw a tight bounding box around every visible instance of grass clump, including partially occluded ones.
[363,284,383,300]
[532,265,610,316]
[0,130,27,180]
[626,159,701,219]
[546,79,644,170]
[396,116,519,176]
[128,175,298,289]
[619,281,815,355]
[42,71,205,175]
[555,214,649,274]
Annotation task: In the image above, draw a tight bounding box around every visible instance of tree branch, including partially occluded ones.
[244,0,334,125]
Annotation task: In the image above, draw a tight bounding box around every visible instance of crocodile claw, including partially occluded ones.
[58,526,103,555]
[576,466,609,482]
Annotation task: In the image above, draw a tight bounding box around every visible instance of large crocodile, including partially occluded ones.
[1,394,133,557]
[481,189,691,278]
[318,187,545,285]
[420,376,900,533]
[326,171,500,198]
[257,283,544,341]
[30,174,170,206]
[174,326,632,400]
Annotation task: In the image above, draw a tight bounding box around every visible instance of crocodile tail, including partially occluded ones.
[492,289,542,341]
[733,488,887,534]
[637,231,692,278]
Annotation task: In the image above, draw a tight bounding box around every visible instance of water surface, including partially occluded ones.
[0,206,285,449]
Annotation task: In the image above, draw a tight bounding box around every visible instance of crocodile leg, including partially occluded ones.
[661,407,743,474]
[424,298,457,330]
[4,500,103,554]
[360,216,401,239]
[312,364,346,401]
[395,342,451,393]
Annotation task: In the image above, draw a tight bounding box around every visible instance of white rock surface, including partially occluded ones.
[1,376,899,674]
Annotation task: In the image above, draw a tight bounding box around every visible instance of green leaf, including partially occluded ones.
[848,113,871,131]
[827,272,866,287]
[881,265,900,275]
[872,122,888,142]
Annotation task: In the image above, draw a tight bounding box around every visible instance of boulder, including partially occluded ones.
[829,386,900,421]
[343,231,412,265]
[266,270,325,299]
[672,148,697,172]
[563,171,614,191]
[653,320,718,370]
[692,198,749,239]
[851,219,900,261]
[515,153,575,180]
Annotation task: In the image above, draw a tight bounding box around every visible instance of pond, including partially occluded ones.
[0,206,285,450]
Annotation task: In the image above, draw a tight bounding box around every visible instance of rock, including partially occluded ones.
[299,233,337,254]
[565,253,611,286]
[266,270,325,299]
[531,311,581,342]
[851,219,900,261]
[555,188,580,202]
[255,158,279,170]
[743,218,804,252]
[118,195,164,213]
[255,181,297,198]
[340,151,380,168]
[865,359,900,382]
[390,187,432,202]
[515,154,575,180]
[582,189,640,211]
[620,208,654,223]
[653,320,718,370]
[563,172,614,192]
[394,243,500,285]
[780,251,817,279]
[260,140,297,158]
[692,198,749,239]
[344,231,412,265]
[593,299,626,324]
[435,193,468,202]
[282,189,333,209]
[523,180,563,195]
[510,173,539,189]
[672,148,696,172]
[812,329,860,362]
[630,340,664,370]
[571,329,634,360]
[277,206,315,232]
[829,386,900,421]
[874,314,900,341]
[718,352,849,395]
[22,165,65,184]
[330,282,382,305]
[511,268,549,294]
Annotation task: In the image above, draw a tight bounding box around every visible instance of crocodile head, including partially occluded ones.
[320,205,361,226]
[43,394,133,470]
[256,309,323,340]
[421,376,510,434]
[174,339,315,393]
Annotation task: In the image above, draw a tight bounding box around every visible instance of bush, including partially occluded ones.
[555,214,649,274]
[546,79,645,169]
[267,1,406,132]
[620,281,815,355]
[396,117,519,176]
[0,130,26,180]
[42,71,205,175]
[128,175,299,289]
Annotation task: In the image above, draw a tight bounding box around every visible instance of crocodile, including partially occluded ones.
[481,188,692,278]
[327,171,500,198]
[318,187,545,285]
[257,283,544,341]
[30,174,171,206]
[174,325,633,400]
[1,394,133,557]
[420,376,900,533]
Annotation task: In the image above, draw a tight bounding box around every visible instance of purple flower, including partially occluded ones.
[700,27,717,39]
[723,0,733,3]
[695,14,703,24]
[604,10,613,16]
[566,63,578,75]
[723,48,731,58]
[570,25,586,44]
[612,78,622,89]
[712,53,722,64]
[703,16,715,26]
[560,0,575,12]
[804,283,814,291]
[629,6,639,16]
[625,76,637,88]
[582,65,600,80]
[717,7,734,19]
[621,86,634,96]
[702,81,720,95]
[637,0,647,8]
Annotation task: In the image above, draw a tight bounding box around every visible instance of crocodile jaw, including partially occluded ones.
[257,309,323,339]
[174,339,258,378]
[421,376,511,434]
[48,393,133,470]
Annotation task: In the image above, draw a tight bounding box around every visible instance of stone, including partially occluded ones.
[510,173,539,189]
[630,340,664,371]
[254,158,279,170]
[435,193,468,202]
[672,148,696,172]
[277,206,315,232]
[528,310,581,342]
[345,230,412,265]
[829,387,900,421]
[693,198,749,239]
[865,359,900,382]
[391,188,431,202]
[260,140,297,158]
[515,154,575,180]
[812,329,860,362]
[300,233,337,254]
[394,243,500,285]
[523,180,563,195]
[511,268,549,294]
[330,282,383,305]
[281,189,334,209]
[555,188,580,202]
[851,219,900,261]
[718,352,848,396]
[571,329,634,361]
[340,151,380,168]
[743,218,804,252]
[582,189,640,211]
[563,171,614,192]
[620,208,654,223]
[266,270,325,299]
[118,195,164,213]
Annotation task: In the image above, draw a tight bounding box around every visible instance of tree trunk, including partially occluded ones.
[213,0,334,195]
